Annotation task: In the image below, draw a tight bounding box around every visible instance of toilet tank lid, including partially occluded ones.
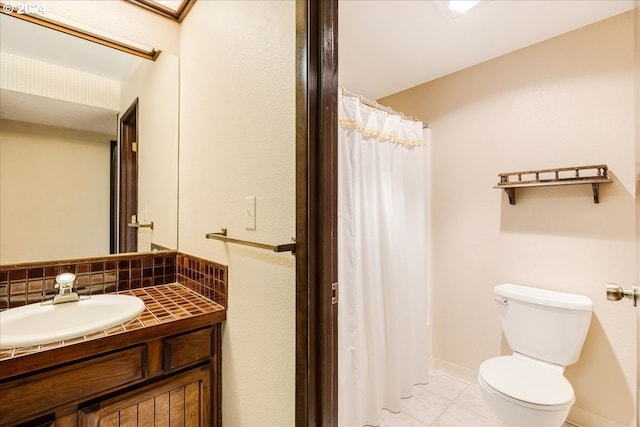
[495,284,593,311]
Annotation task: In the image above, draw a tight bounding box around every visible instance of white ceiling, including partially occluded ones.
[1,1,634,132]
[339,0,634,100]
[0,89,119,136]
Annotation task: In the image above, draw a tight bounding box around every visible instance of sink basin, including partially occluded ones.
[0,294,145,349]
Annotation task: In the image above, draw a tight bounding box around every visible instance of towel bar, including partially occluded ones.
[205,229,296,254]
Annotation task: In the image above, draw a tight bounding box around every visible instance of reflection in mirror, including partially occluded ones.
[0,13,179,264]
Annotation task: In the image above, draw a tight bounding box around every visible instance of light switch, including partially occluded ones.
[244,196,256,230]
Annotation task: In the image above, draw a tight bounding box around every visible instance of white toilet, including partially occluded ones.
[478,283,593,427]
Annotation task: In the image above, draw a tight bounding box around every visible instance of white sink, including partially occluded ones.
[0,294,145,349]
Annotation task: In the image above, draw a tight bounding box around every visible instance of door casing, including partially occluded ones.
[295,1,339,426]
[119,99,139,254]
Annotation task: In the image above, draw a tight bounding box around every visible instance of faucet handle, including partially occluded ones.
[53,273,79,303]
[55,272,76,289]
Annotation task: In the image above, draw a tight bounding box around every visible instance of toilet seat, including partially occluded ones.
[478,356,575,410]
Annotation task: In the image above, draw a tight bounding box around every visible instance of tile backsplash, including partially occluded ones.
[176,253,227,308]
[0,252,227,310]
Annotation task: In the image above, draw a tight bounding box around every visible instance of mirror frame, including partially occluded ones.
[124,0,196,23]
[0,3,159,60]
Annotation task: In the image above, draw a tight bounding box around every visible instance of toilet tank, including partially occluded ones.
[494,283,593,366]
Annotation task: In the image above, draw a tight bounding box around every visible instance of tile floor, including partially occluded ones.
[376,371,577,427]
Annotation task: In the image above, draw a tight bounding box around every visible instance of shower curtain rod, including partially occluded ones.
[341,88,430,129]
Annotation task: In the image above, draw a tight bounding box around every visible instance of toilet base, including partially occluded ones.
[479,377,571,427]
[493,418,564,427]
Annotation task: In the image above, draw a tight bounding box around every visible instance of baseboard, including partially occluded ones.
[432,357,478,385]
[426,354,434,375]
[567,406,630,427]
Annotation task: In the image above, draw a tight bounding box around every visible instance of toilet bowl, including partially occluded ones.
[479,284,593,427]
[478,355,574,427]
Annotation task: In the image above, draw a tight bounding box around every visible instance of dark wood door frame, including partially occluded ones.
[109,139,117,254]
[296,1,338,426]
[119,99,139,254]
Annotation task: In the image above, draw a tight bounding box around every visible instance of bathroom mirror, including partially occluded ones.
[0,13,179,264]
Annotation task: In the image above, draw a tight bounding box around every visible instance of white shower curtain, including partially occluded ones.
[338,94,432,427]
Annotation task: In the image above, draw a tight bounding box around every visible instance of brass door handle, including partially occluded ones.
[606,283,639,306]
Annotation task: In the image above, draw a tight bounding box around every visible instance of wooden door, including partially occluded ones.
[119,99,139,254]
[78,365,212,427]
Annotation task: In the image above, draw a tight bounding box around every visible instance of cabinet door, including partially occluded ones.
[79,364,212,427]
[1,346,146,426]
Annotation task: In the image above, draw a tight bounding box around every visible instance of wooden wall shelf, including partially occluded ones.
[494,164,612,205]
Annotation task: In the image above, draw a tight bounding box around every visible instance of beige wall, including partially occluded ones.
[382,12,637,427]
[120,53,179,251]
[0,120,112,263]
[178,1,296,426]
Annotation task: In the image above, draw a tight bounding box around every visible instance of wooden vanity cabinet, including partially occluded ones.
[0,322,222,427]
[78,364,212,426]
[0,346,147,424]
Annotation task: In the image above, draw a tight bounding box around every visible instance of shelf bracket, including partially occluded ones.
[592,183,600,204]
[504,188,516,205]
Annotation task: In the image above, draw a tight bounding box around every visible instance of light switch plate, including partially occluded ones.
[244,196,256,230]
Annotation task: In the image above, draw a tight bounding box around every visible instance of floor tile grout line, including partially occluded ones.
[401,410,430,427]
[405,387,455,427]
[425,396,455,427]
[382,408,429,427]
[414,373,485,427]
[450,383,496,421]
[417,376,470,404]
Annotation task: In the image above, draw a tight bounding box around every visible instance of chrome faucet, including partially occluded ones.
[53,272,79,304]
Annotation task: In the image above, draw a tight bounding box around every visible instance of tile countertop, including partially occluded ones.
[0,283,225,361]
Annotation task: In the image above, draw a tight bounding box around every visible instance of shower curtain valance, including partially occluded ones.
[339,92,424,147]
